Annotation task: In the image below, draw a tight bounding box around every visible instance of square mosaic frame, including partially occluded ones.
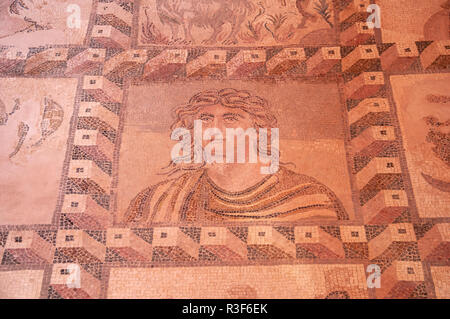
[0,0,449,299]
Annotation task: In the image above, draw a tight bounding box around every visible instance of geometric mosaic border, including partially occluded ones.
[0,0,449,299]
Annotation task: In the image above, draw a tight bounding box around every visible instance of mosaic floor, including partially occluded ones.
[0,0,449,299]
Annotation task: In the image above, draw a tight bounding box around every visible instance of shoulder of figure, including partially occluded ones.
[125,171,203,223]
[279,167,348,219]
[276,166,325,187]
[126,170,205,219]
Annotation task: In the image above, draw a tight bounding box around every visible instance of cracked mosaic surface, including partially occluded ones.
[0,0,449,299]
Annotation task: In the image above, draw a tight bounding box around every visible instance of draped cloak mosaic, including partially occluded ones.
[0,0,449,299]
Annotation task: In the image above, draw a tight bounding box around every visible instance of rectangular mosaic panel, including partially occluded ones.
[0,0,449,299]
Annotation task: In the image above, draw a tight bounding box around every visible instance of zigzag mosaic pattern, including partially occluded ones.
[0,0,449,299]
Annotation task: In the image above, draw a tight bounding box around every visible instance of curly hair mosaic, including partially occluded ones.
[0,0,449,299]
